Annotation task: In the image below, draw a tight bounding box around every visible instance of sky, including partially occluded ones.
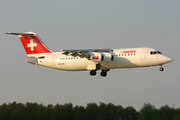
[0,0,179,110]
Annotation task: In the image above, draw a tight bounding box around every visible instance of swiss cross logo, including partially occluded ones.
[27,39,37,51]
[92,56,99,59]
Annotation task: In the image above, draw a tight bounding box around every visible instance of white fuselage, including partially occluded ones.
[31,47,172,71]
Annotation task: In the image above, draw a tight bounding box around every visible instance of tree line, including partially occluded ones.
[0,102,180,120]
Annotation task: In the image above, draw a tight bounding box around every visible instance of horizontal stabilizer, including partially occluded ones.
[5,32,35,36]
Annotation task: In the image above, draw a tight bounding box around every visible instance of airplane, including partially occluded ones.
[6,32,173,77]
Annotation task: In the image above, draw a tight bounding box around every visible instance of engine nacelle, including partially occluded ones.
[89,52,114,63]
[101,53,114,62]
[90,53,102,63]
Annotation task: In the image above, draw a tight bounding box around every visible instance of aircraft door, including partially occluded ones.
[156,53,159,62]
[140,51,146,60]
[52,57,57,66]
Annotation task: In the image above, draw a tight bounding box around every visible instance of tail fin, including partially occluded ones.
[6,32,53,55]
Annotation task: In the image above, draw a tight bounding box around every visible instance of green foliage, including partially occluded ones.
[139,103,160,120]
[0,102,179,120]
[171,108,180,120]
[74,106,86,120]
[125,106,137,120]
[159,105,176,120]
[98,102,125,120]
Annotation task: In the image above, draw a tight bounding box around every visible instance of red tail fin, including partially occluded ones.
[6,32,53,55]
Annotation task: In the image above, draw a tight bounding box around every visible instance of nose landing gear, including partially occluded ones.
[159,67,164,71]
[159,65,164,71]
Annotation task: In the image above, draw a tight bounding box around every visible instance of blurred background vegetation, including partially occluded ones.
[0,102,179,120]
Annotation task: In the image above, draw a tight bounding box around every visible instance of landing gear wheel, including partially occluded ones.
[100,71,107,77]
[159,67,164,71]
[90,70,97,76]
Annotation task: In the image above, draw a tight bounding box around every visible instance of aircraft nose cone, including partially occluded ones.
[166,57,173,63]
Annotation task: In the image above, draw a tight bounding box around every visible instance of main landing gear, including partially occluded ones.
[90,70,97,76]
[100,70,107,77]
[90,69,109,77]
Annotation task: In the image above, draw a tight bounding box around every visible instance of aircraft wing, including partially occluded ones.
[62,49,112,58]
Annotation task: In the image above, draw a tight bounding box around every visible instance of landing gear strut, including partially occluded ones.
[90,70,97,76]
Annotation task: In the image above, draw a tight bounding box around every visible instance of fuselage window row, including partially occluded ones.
[59,54,138,61]
[117,53,136,57]
[59,57,86,60]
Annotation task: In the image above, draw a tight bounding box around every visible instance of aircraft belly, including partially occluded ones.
[101,61,115,69]
[57,60,88,71]
[38,57,88,71]
[114,57,139,68]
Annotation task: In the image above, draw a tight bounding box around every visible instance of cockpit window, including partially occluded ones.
[150,51,162,55]
[157,51,162,54]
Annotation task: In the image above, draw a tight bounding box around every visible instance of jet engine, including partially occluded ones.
[89,52,114,63]
[101,53,114,62]
[90,53,102,63]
